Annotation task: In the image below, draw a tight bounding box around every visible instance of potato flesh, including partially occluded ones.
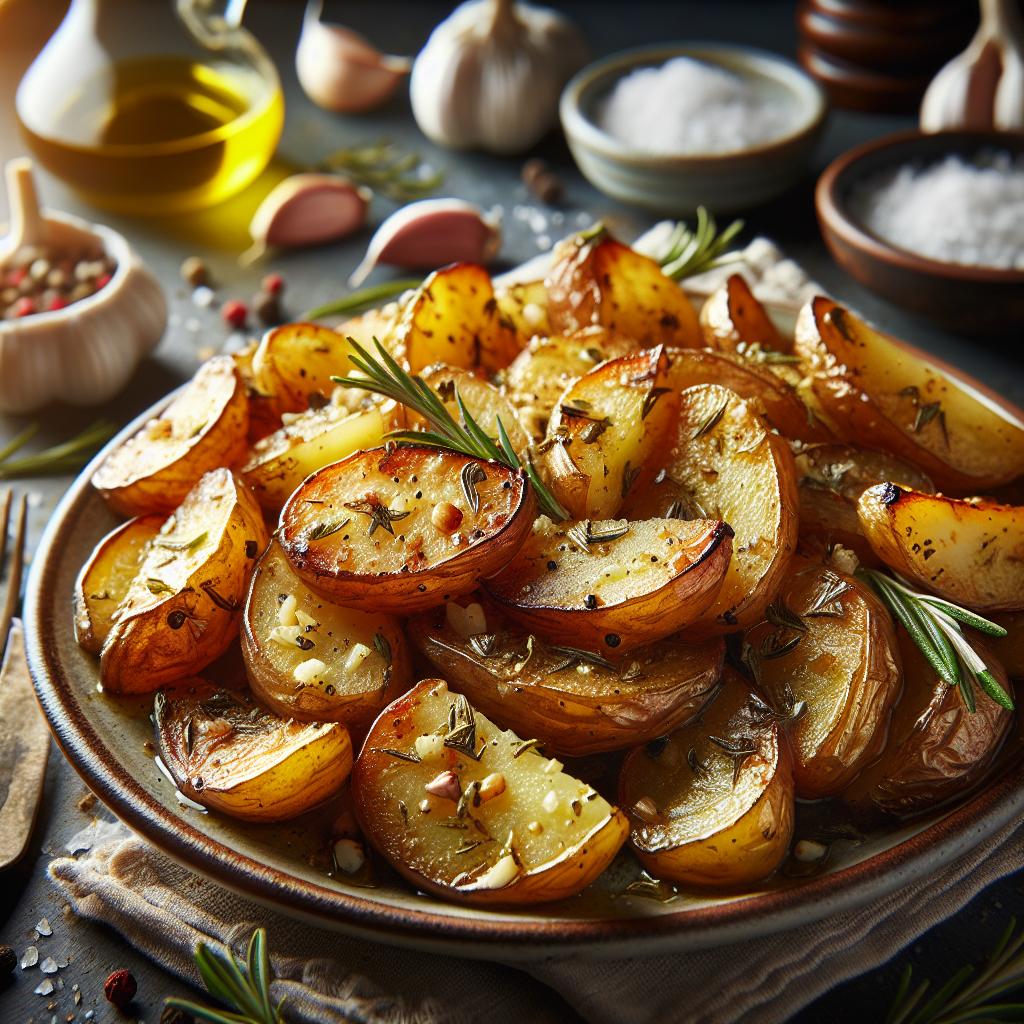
[353,679,627,900]
[155,685,352,822]
[544,347,679,520]
[493,278,551,342]
[699,274,790,354]
[242,541,408,725]
[93,356,249,515]
[410,602,724,755]
[74,515,163,654]
[743,559,902,798]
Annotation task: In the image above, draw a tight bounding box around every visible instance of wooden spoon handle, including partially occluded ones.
[4,158,47,254]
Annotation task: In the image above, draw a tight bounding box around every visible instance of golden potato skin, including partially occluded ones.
[623,383,799,633]
[410,600,725,756]
[795,296,1024,491]
[74,515,163,655]
[545,230,701,348]
[543,347,679,520]
[699,274,790,355]
[493,278,551,343]
[484,515,733,653]
[744,558,902,798]
[233,344,282,443]
[93,356,250,516]
[353,679,629,905]
[155,684,352,822]
[280,445,536,613]
[619,668,795,889]
[858,484,1024,613]
[99,469,269,693]
[844,631,1014,819]
[242,541,410,727]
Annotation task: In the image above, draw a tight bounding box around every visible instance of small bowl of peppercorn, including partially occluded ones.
[0,159,166,414]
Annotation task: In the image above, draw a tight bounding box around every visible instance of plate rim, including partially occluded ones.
[24,332,1024,960]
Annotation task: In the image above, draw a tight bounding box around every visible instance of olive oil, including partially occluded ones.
[18,57,283,216]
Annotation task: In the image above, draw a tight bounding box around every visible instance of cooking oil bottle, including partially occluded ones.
[16,0,284,216]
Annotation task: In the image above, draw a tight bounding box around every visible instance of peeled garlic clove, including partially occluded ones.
[348,198,501,287]
[249,174,370,254]
[296,0,412,114]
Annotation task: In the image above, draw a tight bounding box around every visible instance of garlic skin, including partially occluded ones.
[249,174,370,253]
[920,0,1024,132]
[296,0,412,114]
[410,0,588,155]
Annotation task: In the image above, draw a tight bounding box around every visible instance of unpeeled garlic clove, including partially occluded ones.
[349,198,501,287]
[247,174,370,261]
[296,0,412,114]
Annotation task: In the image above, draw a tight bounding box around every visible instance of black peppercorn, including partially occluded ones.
[0,944,16,975]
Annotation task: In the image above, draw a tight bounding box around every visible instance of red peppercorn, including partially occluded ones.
[261,272,284,296]
[47,296,68,312]
[104,968,137,1010]
[95,272,113,289]
[13,297,36,317]
[7,268,27,287]
[221,299,248,329]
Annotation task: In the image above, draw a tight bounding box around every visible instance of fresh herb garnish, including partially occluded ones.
[343,498,409,537]
[0,419,115,479]
[303,278,423,321]
[460,461,486,514]
[642,387,671,420]
[307,517,350,543]
[155,531,208,554]
[333,339,570,521]
[621,871,679,903]
[857,567,1013,712]
[692,397,729,440]
[654,207,744,281]
[445,694,482,761]
[378,747,421,763]
[468,633,497,657]
[805,571,852,617]
[146,578,175,596]
[548,645,615,672]
[319,140,443,203]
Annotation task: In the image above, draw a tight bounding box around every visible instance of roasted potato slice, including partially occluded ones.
[410,599,725,756]
[545,230,701,347]
[543,347,679,520]
[242,398,405,513]
[233,344,282,443]
[493,277,551,342]
[699,274,791,355]
[93,356,249,516]
[155,684,352,822]
[795,297,1024,491]
[100,469,269,693]
[280,445,535,613]
[743,558,902,798]
[844,631,1013,819]
[242,540,410,727]
[353,679,629,904]
[622,384,799,633]
[392,264,518,373]
[484,515,732,653]
[858,484,1024,613]
[796,445,935,565]
[619,668,794,888]
[337,303,403,351]
[74,515,163,655]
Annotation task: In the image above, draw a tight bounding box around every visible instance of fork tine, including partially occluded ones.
[0,489,12,575]
[0,493,27,663]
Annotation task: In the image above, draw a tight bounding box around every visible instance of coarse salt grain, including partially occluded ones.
[597,57,795,156]
[849,151,1024,270]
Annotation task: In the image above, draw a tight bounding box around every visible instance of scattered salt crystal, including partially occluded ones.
[34,979,54,995]
[575,211,592,226]
[535,234,552,250]
[35,917,52,937]
[598,57,795,155]
[21,946,38,968]
[850,151,1024,270]
[794,839,828,862]
[85,1011,95,1019]
[40,957,58,974]
[185,317,201,332]
[192,285,215,308]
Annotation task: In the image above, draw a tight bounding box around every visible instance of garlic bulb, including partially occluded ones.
[410,0,588,155]
[920,0,1024,132]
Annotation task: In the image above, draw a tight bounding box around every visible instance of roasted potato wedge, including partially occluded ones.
[93,356,249,516]
[743,558,902,798]
[353,679,629,904]
[100,469,269,693]
[858,484,1024,613]
[795,297,1024,491]
[410,600,725,756]
[493,277,551,342]
[545,230,701,347]
[796,445,935,565]
[242,540,410,727]
[619,668,794,888]
[155,684,352,822]
[484,515,732,652]
[543,347,679,520]
[233,344,282,443]
[280,445,535,613]
[242,398,405,513]
[392,264,518,373]
[699,274,790,355]
[337,303,402,351]
[74,515,163,655]
[844,631,1013,819]
[622,384,799,633]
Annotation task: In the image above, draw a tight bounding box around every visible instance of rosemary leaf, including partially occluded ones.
[657,207,745,282]
[0,419,115,479]
[303,278,422,321]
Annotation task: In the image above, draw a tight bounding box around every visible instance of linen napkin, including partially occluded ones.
[48,817,1024,1024]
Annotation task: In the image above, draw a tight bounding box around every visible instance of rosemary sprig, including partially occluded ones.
[319,140,443,202]
[333,339,569,521]
[857,567,1013,712]
[886,916,1024,1024]
[165,927,283,1024]
[303,278,422,321]
[655,206,745,281]
[0,419,114,479]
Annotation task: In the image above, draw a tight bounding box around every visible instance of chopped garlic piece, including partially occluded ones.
[794,839,828,863]
[829,544,859,576]
[278,594,298,627]
[522,302,544,327]
[479,772,506,802]
[269,625,302,647]
[295,609,318,632]
[471,853,519,890]
[542,757,563,775]
[445,600,487,639]
[333,838,365,874]
[293,658,327,684]
[414,733,446,763]
[542,790,559,814]
[343,642,373,673]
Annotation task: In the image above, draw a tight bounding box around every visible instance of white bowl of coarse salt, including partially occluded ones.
[560,44,827,214]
